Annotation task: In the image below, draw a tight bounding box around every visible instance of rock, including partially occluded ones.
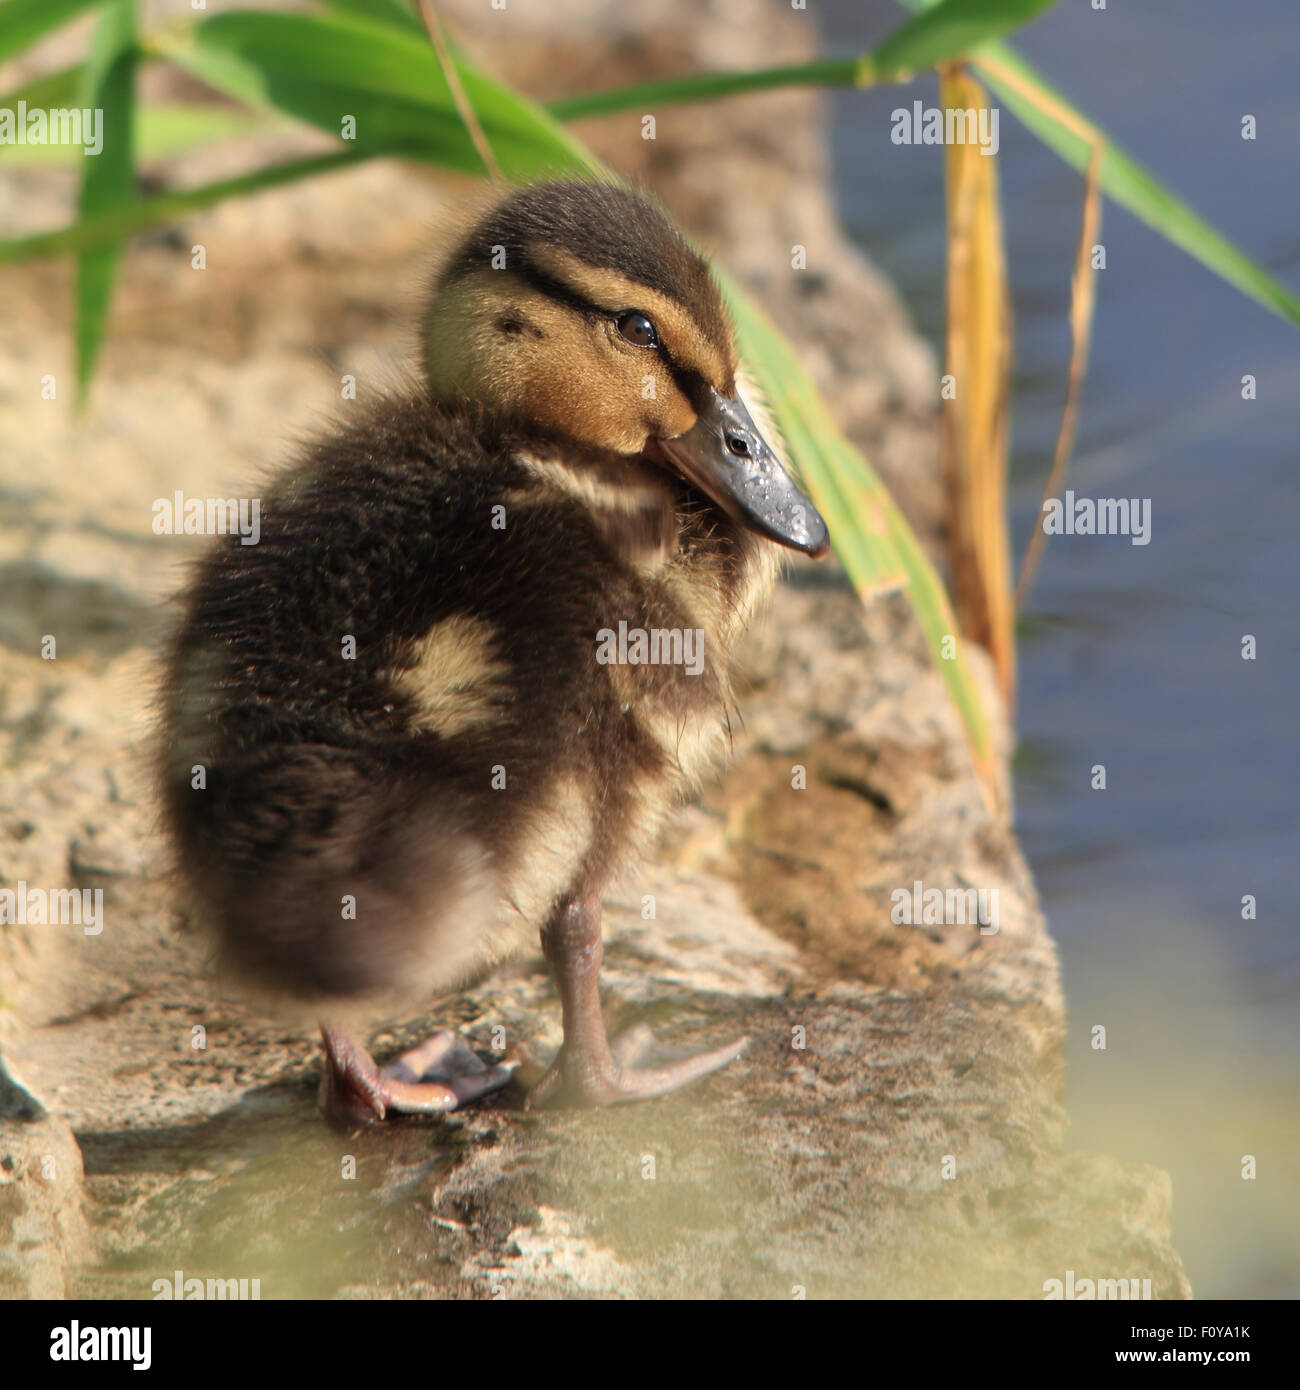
[0,1053,93,1299]
[0,0,1188,1300]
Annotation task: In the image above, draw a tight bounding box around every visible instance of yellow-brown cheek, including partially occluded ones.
[522,345,694,456]
[646,375,697,442]
[519,356,644,453]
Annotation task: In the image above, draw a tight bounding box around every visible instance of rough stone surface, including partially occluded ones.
[0,1058,92,1299]
[0,0,1189,1299]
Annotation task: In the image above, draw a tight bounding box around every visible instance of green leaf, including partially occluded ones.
[320,0,424,35]
[75,0,135,406]
[888,0,1300,326]
[861,0,1055,81]
[549,58,860,122]
[723,278,906,596]
[723,274,993,776]
[0,149,367,262]
[0,64,85,123]
[148,10,594,178]
[553,5,1297,331]
[970,41,1300,327]
[549,0,1056,120]
[131,101,290,161]
[0,0,106,66]
[0,100,284,165]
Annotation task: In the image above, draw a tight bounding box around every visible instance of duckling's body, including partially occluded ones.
[161,181,826,1122]
[168,396,772,996]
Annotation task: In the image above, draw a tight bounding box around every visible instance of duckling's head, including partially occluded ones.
[424,180,828,557]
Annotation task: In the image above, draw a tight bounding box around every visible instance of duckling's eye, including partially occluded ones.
[616,311,659,349]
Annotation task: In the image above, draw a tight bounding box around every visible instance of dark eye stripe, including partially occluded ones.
[513,256,711,405]
[514,258,605,321]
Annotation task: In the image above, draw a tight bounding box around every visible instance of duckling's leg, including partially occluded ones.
[528,893,748,1108]
[319,1021,515,1129]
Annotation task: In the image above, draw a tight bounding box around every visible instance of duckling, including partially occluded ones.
[160,179,828,1125]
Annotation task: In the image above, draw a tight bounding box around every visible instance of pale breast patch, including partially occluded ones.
[390,614,511,738]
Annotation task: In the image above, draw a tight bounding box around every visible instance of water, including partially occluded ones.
[824,0,1300,1297]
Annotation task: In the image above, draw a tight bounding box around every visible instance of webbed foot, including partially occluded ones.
[319,1023,515,1129]
[526,894,747,1109]
[528,1022,747,1108]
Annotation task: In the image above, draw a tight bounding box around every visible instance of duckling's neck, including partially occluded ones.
[506,431,781,653]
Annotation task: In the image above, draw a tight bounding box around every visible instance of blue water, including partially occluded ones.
[824,0,1300,1297]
